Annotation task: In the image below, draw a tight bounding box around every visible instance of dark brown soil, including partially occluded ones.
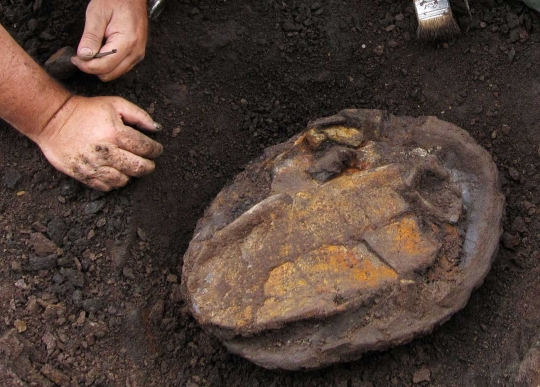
[1,0,540,386]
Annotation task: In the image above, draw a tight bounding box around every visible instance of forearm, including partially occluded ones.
[0,23,71,141]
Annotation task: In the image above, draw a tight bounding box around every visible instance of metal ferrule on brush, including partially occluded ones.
[414,0,460,41]
[414,0,452,21]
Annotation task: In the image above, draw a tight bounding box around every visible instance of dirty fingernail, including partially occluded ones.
[153,122,163,131]
[79,47,93,58]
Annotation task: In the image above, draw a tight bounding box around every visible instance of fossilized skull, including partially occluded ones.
[181,109,504,370]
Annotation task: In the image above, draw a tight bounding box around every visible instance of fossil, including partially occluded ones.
[181,109,504,370]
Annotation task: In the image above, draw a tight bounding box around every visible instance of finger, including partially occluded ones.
[104,148,156,177]
[86,178,112,192]
[115,126,163,159]
[93,166,130,189]
[71,43,127,76]
[72,28,130,75]
[77,4,109,60]
[112,98,161,132]
[98,53,144,82]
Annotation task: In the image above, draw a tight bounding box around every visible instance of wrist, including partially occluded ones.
[15,86,73,144]
[0,24,73,142]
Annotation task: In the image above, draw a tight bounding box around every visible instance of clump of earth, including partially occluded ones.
[182,109,504,370]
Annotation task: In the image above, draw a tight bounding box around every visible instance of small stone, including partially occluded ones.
[96,218,106,228]
[502,124,510,135]
[147,102,155,114]
[60,179,81,199]
[395,13,405,21]
[29,233,58,257]
[149,300,165,322]
[85,320,108,339]
[480,21,487,28]
[43,304,67,320]
[502,232,521,249]
[52,273,64,284]
[373,45,385,56]
[387,39,399,48]
[45,46,78,80]
[413,367,431,383]
[31,221,48,233]
[508,167,520,181]
[42,332,57,354]
[137,228,148,241]
[520,28,530,42]
[39,31,55,41]
[123,266,135,279]
[166,274,178,283]
[509,29,520,43]
[15,279,30,290]
[511,217,527,233]
[506,13,520,29]
[11,261,22,272]
[14,319,27,333]
[282,21,299,32]
[171,127,182,137]
[170,284,183,303]
[47,218,68,246]
[41,364,70,385]
[84,200,106,215]
[60,268,85,288]
[385,25,396,32]
[27,254,58,271]
[3,168,22,190]
[82,298,106,314]
[508,47,516,62]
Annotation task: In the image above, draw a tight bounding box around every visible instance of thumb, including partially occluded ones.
[113,98,163,132]
[77,13,108,60]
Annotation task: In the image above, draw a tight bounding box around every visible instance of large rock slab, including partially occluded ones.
[181,109,504,370]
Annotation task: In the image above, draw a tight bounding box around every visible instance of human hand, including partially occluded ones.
[34,96,163,191]
[71,0,148,82]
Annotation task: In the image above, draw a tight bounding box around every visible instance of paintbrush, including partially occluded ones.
[414,0,461,41]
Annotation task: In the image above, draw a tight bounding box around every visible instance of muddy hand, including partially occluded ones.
[35,96,163,191]
[71,0,148,82]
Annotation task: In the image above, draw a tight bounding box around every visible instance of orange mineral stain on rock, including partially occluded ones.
[364,215,440,275]
[256,244,397,326]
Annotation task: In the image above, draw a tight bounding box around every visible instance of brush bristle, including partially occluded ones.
[417,13,460,41]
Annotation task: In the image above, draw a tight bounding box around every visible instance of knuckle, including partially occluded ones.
[127,36,139,46]
[133,163,147,176]
[139,141,153,156]
[81,31,102,44]
[135,162,155,176]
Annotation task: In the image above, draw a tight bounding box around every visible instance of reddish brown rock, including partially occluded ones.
[44,46,77,80]
[29,233,58,257]
[181,109,504,370]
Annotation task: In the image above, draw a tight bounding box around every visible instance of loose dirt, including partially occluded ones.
[1,0,540,386]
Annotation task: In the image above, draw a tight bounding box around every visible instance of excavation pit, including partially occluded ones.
[181,109,504,370]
